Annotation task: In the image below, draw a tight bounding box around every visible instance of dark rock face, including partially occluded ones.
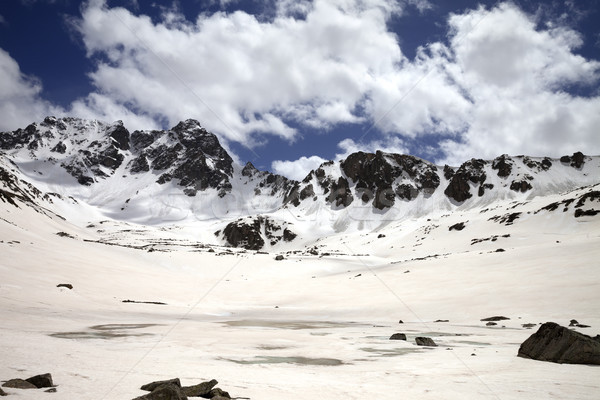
[2,379,37,389]
[444,159,487,202]
[523,156,552,171]
[51,141,66,154]
[25,373,54,388]
[327,177,353,207]
[325,151,440,210]
[415,337,437,346]
[180,379,218,397]
[492,154,513,177]
[561,152,586,169]
[510,178,533,193]
[389,333,407,341]
[518,322,600,365]
[108,123,130,150]
[0,387,6,396]
[218,216,296,250]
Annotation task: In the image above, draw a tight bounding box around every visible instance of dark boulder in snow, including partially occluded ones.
[140,378,181,392]
[389,333,407,341]
[25,373,54,388]
[481,316,510,322]
[518,322,600,365]
[415,337,437,346]
[449,222,466,231]
[218,216,296,250]
[134,384,187,400]
[181,379,218,397]
[2,379,37,389]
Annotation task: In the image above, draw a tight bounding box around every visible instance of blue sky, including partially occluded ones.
[1,0,599,179]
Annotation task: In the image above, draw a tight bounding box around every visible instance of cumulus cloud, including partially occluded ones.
[437,3,600,165]
[0,49,61,131]
[272,155,327,181]
[1,0,599,168]
[74,0,405,145]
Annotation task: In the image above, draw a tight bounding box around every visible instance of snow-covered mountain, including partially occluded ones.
[1,116,599,249]
[2,117,600,400]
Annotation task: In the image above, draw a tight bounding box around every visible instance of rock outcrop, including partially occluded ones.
[216,216,297,250]
[517,322,600,365]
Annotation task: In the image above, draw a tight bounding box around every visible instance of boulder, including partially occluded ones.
[205,388,231,399]
[415,337,437,347]
[389,333,407,341]
[133,383,187,400]
[56,283,73,289]
[2,379,37,389]
[25,373,54,388]
[181,379,218,397]
[140,378,181,392]
[448,222,465,231]
[481,316,510,322]
[517,322,600,365]
[274,255,284,261]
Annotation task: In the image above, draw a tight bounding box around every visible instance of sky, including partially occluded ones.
[0,0,599,180]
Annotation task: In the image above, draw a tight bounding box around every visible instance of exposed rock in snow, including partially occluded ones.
[518,322,600,365]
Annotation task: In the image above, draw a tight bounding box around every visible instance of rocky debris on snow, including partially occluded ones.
[57,283,73,289]
[415,337,437,347]
[434,319,449,323]
[486,322,497,326]
[518,322,600,365]
[510,177,533,193]
[0,387,6,396]
[55,231,75,238]
[522,323,537,329]
[389,333,407,341]
[471,234,510,245]
[481,316,510,322]
[489,212,521,225]
[217,216,296,250]
[569,319,591,328]
[135,378,232,400]
[448,222,466,231]
[274,255,284,261]
[122,299,167,305]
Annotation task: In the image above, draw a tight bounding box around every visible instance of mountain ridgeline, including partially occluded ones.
[1,117,599,249]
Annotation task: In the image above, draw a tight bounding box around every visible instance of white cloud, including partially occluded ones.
[74,0,404,143]
[0,14,7,26]
[437,2,600,165]
[271,155,327,181]
[1,1,599,168]
[0,49,62,131]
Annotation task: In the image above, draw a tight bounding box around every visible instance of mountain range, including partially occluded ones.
[1,116,599,250]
